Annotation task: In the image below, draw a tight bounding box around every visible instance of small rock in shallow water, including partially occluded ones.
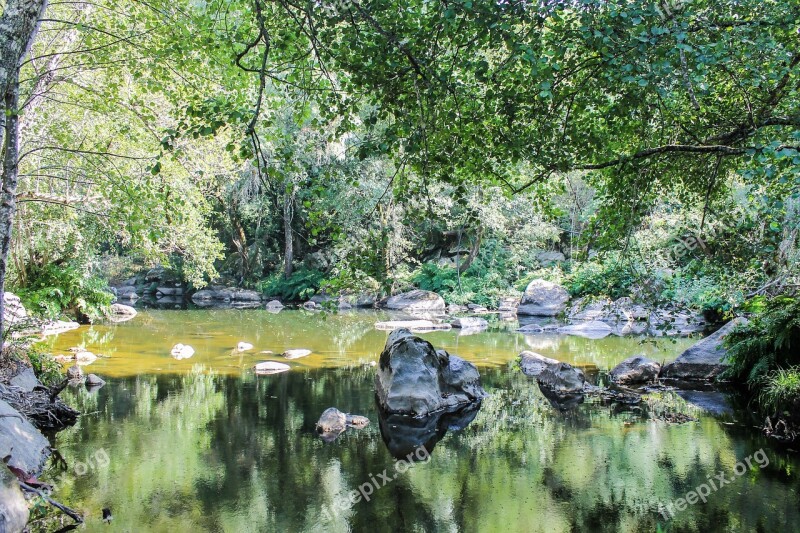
[66,364,83,381]
[170,344,195,360]
[254,361,290,374]
[85,374,106,387]
[237,341,254,352]
[283,349,311,359]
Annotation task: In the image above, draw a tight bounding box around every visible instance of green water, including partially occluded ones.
[39,310,800,532]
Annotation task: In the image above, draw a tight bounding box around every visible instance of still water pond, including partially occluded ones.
[41,310,800,532]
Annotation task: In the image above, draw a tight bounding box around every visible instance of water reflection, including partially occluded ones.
[377,402,482,459]
[45,364,800,533]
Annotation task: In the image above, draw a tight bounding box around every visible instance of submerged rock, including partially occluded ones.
[660,318,747,381]
[375,329,486,416]
[517,279,570,317]
[557,320,613,339]
[315,407,370,442]
[374,320,451,332]
[451,317,488,329]
[254,361,290,374]
[610,356,661,384]
[383,290,446,313]
[282,349,311,359]
[170,344,195,360]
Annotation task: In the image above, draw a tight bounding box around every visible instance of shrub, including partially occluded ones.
[562,258,638,299]
[758,367,800,414]
[26,346,63,386]
[257,268,325,301]
[14,262,113,323]
[723,297,800,387]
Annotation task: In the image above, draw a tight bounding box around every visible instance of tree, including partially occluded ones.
[1,0,48,338]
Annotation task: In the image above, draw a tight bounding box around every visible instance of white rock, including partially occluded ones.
[283,349,312,360]
[254,361,291,374]
[557,320,614,339]
[237,341,254,352]
[171,344,195,360]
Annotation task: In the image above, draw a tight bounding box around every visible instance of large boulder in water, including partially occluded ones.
[383,290,445,313]
[517,279,570,317]
[375,329,486,416]
[609,355,661,384]
[660,317,747,381]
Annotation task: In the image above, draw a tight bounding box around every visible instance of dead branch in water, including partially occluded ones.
[20,481,84,525]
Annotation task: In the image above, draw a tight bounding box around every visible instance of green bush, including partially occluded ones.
[723,297,800,389]
[758,367,800,414]
[26,345,63,386]
[562,258,638,299]
[257,268,325,301]
[412,260,516,307]
[14,262,113,323]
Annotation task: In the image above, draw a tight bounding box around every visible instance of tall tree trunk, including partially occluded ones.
[282,184,293,279]
[1,78,21,341]
[0,0,49,341]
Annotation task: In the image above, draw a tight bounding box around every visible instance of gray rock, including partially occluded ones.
[282,349,311,359]
[191,287,261,303]
[384,290,446,313]
[8,367,40,393]
[609,356,661,384]
[315,408,370,442]
[374,320,450,332]
[568,297,614,321]
[519,351,585,394]
[537,362,586,394]
[66,364,83,381]
[517,324,544,334]
[519,351,561,376]
[109,303,137,322]
[0,399,50,477]
[114,286,139,300]
[448,304,468,314]
[451,317,488,329]
[85,373,106,387]
[0,465,29,533]
[517,279,570,317]
[557,320,614,339]
[660,318,748,380]
[302,301,320,311]
[316,407,347,436]
[375,329,486,416]
[156,287,183,297]
[497,296,519,312]
[265,299,284,309]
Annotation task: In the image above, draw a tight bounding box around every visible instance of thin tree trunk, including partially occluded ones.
[283,184,293,279]
[0,79,21,341]
[0,0,49,341]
